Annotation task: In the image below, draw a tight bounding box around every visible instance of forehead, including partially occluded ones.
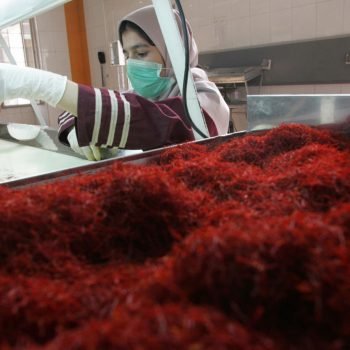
[122,29,150,51]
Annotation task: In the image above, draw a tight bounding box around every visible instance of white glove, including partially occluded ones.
[67,128,101,161]
[0,63,67,107]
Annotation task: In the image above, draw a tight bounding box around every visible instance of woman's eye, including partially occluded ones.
[137,52,148,58]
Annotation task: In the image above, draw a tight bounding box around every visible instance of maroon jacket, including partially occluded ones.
[58,85,218,151]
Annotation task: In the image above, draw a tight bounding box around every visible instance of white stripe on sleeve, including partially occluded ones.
[119,94,131,148]
[91,88,102,145]
[105,90,118,147]
[58,112,72,125]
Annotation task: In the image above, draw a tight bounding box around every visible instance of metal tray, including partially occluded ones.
[2,94,350,189]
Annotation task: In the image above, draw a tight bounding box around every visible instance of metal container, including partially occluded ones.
[1,95,349,188]
[247,94,350,131]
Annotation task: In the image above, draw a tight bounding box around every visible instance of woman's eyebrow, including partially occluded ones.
[124,44,149,52]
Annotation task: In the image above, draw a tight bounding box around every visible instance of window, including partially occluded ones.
[0,18,40,107]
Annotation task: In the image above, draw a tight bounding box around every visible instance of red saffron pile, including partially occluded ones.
[0,123,349,349]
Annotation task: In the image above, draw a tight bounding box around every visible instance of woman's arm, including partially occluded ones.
[58,84,218,152]
[0,63,78,115]
[0,64,101,160]
[0,63,67,108]
[58,80,79,117]
[0,64,216,159]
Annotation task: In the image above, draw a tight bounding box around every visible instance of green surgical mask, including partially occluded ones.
[126,59,174,100]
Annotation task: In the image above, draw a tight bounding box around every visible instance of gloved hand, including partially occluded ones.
[67,128,101,161]
[0,63,67,107]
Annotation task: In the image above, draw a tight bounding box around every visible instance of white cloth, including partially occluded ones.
[0,63,67,107]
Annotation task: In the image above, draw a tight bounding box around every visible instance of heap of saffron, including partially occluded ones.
[0,123,349,350]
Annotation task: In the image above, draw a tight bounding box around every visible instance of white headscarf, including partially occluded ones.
[118,5,229,135]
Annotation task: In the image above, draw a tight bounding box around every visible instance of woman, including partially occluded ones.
[0,5,229,161]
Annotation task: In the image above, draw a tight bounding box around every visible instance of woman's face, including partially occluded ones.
[122,28,164,66]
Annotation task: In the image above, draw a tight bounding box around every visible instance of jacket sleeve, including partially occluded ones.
[58,84,218,151]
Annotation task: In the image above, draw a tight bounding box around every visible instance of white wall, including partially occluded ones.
[187,0,350,51]
[84,0,350,95]
[82,0,350,58]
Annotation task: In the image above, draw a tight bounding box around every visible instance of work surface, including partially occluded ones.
[0,137,143,185]
[0,139,91,183]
